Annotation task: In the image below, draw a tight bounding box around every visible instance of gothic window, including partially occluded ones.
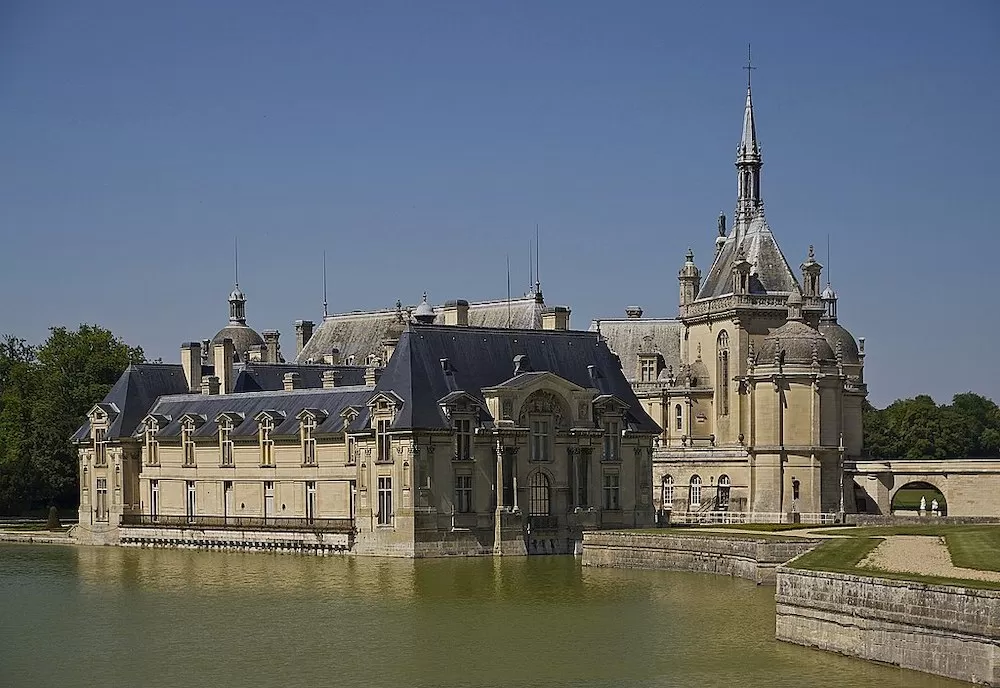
[717,331,730,416]
[301,416,317,466]
[603,419,621,461]
[528,472,551,516]
[455,418,472,461]
[94,427,107,467]
[219,420,234,467]
[661,475,674,509]
[689,475,702,508]
[259,418,274,466]
[717,474,731,510]
[675,404,683,431]
[182,423,196,467]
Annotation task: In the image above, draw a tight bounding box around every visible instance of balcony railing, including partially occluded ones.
[120,514,355,533]
[527,515,559,531]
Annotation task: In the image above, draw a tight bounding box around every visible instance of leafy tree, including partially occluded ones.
[864,392,1000,459]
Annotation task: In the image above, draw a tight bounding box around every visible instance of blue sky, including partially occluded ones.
[1,1,997,407]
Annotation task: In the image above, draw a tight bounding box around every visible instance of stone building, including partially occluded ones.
[595,73,867,520]
[73,285,658,555]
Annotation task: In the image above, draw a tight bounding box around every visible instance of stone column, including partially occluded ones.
[494,438,505,555]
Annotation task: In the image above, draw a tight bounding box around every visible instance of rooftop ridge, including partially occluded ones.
[154,384,374,403]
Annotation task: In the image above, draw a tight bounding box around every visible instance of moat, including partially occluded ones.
[0,544,966,688]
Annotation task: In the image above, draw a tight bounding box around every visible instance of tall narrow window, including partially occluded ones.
[94,428,107,467]
[219,420,234,467]
[186,480,196,521]
[717,474,731,510]
[717,331,730,416]
[182,424,196,466]
[223,481,233,519]
[455,418,472,460]
[150,479,159,521]
[347,436,357,465]
[305,481,317,523]
[792,479,801,501]
[145,425,159,466]
[95,478,108,522]
[302,417,317,466]
[689,475,702,508]
[603,420,621,461]
[377,418,391,463]
[661,475,674,509]
[602,472,620,511]
[528,472,551,516]
[454,474,473,513]
[377,476,393,525]
[259,418,274,467]
[575,453,589,506]
[530,420,550,461]
[264,481,275,518]
[675,404,683,431]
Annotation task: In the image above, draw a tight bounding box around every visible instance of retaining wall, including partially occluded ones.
[581,531,819,584]
[776,566,1000,685]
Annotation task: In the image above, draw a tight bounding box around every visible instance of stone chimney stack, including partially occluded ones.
[200,375,221,396]
[323,348,341,365]
[624,306,643,319]
[180,342,202,393]
[364,366,382,386]
[262,330,280,363]
[441,300,470,326]
[213,338,235,394]
[295,320,315,356]
[541,306,571,331]
[322,369,342,389]
[283,372,301,392]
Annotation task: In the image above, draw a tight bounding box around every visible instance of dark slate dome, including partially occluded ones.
[818,321,860,364]
[758,320,835,365]
[212,324,264,362]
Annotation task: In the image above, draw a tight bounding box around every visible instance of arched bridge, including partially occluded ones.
[847,459,1000,517]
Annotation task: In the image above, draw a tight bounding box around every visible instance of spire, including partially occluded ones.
[534,224,542,302]
[322,250,329,320]
[228,238,246,324]
[735,44,762,233]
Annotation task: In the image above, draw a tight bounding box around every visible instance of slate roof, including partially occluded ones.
[590,318,684,383]
[698,214,801,299]
[233,363,365,392]
[374,324,660,434]
[71,364,190,443]
[295,295,546,365]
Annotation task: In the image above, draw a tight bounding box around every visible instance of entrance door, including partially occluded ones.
[264,481,275,520]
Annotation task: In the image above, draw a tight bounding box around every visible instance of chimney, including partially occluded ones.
[200,375,221,396]
[213,338,234,394]
[441,299,470,326]
[295,320,315,356]
[283,372,301,391]
[322,369,342,389]
[180,342,202,393]
[541,306,571,331]
[262,330,280,363]
[624,305,643,319]
[364,366,382,386]
[323,348,341,365]
[201,339,211,364]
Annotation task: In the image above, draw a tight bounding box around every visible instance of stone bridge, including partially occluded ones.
[847,458,1000,517]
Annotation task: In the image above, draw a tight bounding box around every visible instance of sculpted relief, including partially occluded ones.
[517,390,569,429]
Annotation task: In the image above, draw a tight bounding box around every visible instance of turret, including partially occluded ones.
[800,245,823,297]
[678,248,702,306]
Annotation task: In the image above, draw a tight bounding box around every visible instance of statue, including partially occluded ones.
[931,499,939,515]
[920,496,926,512]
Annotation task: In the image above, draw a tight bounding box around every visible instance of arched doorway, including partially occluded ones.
[891,481,947,516]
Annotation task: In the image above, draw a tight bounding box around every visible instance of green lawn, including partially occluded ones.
[891,486,946,511]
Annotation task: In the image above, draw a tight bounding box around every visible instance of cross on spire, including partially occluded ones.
[744,43,755,89]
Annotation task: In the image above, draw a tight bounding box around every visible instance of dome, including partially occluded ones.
[230,286,246,302]
[819,321,860,364]
[758,320,835,365]
[413,292,436,324]
[820,285,837,301]
[212,324,264,362]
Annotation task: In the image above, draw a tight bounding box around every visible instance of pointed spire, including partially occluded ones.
[739,44,760,158]
[322,250,329,320]
[228,237,247,324]
[735,44,763,235]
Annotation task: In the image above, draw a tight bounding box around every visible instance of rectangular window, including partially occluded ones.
[603,420,621,461]
[264,481,275,518]
[95,478,108,522]
[377,418,391,463]
[182,425,196,466]
[220,423,233,466]
[302,418,317,466]
[305,481,317,523]
[347,436,357,465]
[377,476,393,525]
[94,428,107,466]
[455,418,472,460]
[602,472,620,511]
[145,426,159,465]
[640,358,656,382]
[454,474,473,513]
[223,480,233,519]
[575,454,590,506]
[260,419,274,466]
[150,479,159,520]
[530,420,550,461]
[186,480,196,521]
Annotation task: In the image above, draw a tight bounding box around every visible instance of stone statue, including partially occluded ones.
[920,496,927,512]
[931,499,939,515]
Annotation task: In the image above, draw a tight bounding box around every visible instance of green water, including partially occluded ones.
[0,544,963,688]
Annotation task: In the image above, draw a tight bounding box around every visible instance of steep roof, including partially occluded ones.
[295,295,546,364]
[589,318,683,383]
[698,214,800,299]
[71,364,189,442]
[374,324,660,434]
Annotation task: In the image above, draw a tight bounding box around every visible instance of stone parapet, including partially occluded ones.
[119,525,351,554]
[775,567,1000,685]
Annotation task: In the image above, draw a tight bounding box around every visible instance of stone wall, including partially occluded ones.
[119,526,352,554]
[776,567,1000,685]
[581,531,819,584]
[849,514,1000,527]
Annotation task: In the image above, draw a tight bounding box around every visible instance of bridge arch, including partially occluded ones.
[889,480,948,515]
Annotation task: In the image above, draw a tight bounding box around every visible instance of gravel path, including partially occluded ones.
[858,535,1000,582]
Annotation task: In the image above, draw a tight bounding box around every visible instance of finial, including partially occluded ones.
[718,212,726,237]
[808,244,815,260]
[422,291,427,302]
[234,236,239,288]
[322,250,328,319]
[744,43,755,90]
[686,247,694,263]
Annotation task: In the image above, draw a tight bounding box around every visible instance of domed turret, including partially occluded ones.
[818,283,860,364]
[212,282,264,362]
[413,292,436,325]
[758,290,835,364]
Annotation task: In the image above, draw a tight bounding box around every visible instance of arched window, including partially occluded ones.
[717,474,731,510]
[792,479,801,501]
[661,475,674,509]
[689,475,702,508]
[717,331,730,416]
[674,404,683,431]
[528,472,551,516]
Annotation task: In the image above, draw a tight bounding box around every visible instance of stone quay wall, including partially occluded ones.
[776,566,1000,685]
[581,531,819,584]
[119,526,352,554]
[849,514,1000,527]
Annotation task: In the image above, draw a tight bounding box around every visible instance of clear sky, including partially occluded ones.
[1,1,997,407]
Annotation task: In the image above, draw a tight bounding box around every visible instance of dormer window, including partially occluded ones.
[145,423,159,466]
[603,419,621,461]
[219,419,234,467]
[455,418,472,461]
[530,420,550,462]
[640,357,657,382]
[182,423,196,467]
[93,427,107,466]
[302,416,317,466]
[259,418,274,466]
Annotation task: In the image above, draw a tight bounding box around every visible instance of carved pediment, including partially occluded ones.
[517,389,569,429]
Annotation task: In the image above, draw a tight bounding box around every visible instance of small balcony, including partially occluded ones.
[120,514,355,533]
[526,514,559,531]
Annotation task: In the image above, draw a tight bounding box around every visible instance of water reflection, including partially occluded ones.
[0,544,965,688]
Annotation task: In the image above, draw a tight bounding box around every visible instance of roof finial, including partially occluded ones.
[535,223,541,297]
[744,43,755,90]
[322,250,329,319]
[234,236,239,288]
